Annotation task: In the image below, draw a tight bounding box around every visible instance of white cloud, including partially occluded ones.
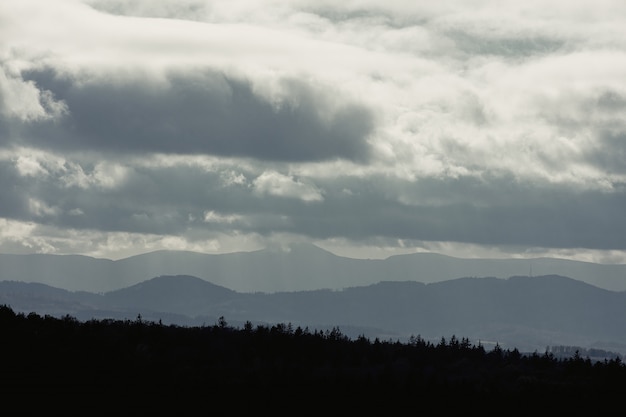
[0,218,37,240]
[28,198,60,217]
[68,208,85,216]
[203,210,244,224]
[14,154,48,177]
[57,161,129,190]
[0,65,67,121]
[8,149,129,189]
[219,170,248,187]
[1,0,626,263]
[253,171,324,202]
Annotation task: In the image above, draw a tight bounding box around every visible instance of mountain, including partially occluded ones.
[2,274,626,355]
[105,275,239,317]
[1,243,626,293]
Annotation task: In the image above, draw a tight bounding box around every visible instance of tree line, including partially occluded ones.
[1,305,624,416]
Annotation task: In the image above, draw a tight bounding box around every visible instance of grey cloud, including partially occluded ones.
[540,89,626,129]
[596,90,626,111]
[300,3,432,29]
[86,0,209,21]
[531,88,626,174]
[0,157,300,236]
[278,174,626,250]
[304,7,396,26]
[3,154,626,250]
[0,163,30,219]
[302,5,566,58]
[8,68,374,163]
[592,130,626,175]
[445,30,567,58]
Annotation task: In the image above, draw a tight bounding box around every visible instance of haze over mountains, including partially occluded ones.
[2,273,625,357]
[1,243,626,293]
[2,243,626,356]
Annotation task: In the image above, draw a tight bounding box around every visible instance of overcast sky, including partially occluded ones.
[1,0,626,263]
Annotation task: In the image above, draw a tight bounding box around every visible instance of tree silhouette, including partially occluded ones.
[0,304,624,416]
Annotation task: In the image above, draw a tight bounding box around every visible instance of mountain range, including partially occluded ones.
[1,243,626,293]
[2,272,625,357]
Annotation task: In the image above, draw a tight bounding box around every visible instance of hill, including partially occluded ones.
[1,243,626,293]
[2,274,626,355]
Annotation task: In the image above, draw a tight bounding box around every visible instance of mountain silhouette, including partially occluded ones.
[2,243,626,293]
[2,273,625,355]
[105,275,238,317]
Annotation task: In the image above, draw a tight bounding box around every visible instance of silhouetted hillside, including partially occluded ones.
[105,275,238,317]
[1,305,624,416]
[2,274,626,355]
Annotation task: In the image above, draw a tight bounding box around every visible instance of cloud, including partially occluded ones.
[3,68,375,163]
[1,146,626,261]
[1,0,626,263]
[253,171,324,202]
[203,210,246,225]
[86,0,210,21]
[0,65,67,122]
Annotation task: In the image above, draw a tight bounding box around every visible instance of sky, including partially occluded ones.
[1,0,626,263]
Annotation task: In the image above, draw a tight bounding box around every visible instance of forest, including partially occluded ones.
[1,305,625,416]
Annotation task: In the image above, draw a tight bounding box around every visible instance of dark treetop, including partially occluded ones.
[1,305,625,416]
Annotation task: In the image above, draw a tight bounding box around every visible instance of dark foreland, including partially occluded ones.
[1,305,624,416]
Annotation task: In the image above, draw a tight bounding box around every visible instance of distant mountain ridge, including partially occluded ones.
[2,273,625,355]
[1,243,625,293]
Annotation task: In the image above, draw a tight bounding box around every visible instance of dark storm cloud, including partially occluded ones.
[0,158,228,235]
[592,130,626,175]
[0,163,29,219]
[0,157,307,236]
[9,68,374,162]
[583,91,626,175]
[275,174,626,250]
[5,152,626,251]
